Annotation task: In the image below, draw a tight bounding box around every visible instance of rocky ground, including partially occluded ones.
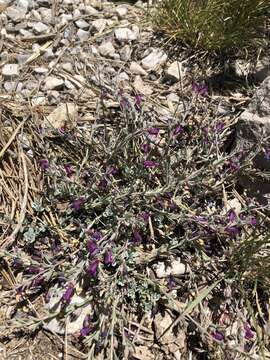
[0,0,270,359]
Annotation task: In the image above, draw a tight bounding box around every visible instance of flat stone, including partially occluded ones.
[61,62,73,73]
[165,61,183,82]
[99,41,115,58]
[4,81,23,92]
[77,29,89,41]
[6,6,27,22]
[120,45,132,61]
[2,64,19,78]
[39,7,53,23]
[84,5,99,15]
[115,5,128,19]
[152,259,189,278]
[142,49,167,71]
[130,61,147,76]
[32,21,49,34]
[46,102,77,129]
[75,19,89,29]
[34,66,48,74]
[133,75,153,96]
[44,76,64,90]
[115,27,137,42]
[91,18,106,33]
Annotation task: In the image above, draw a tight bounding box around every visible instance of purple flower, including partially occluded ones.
[264,148,270,160]
[107,166,118,176]
[133,230,142,244]
[80,326,91,337]
[58,127,65,134]
[61,283,75,304]
[88,259,99,277]
[216,122,224,133]
[31,275,44,289]
[212,330,224,342]
[64,164,73,177]
[26,266,40,274]
[104,249,113,266]
[87,240,98,255]
[148,127,159,136]
[141,143,151,154]
[167,274,176,290]
[192,82,208,96]
[143,160,157,169]
[228,209,236,223]
[140,211,150,223]
[173,125,184,136]
[92,231,102,241]
[98,178,108,190]
[71,197,84,210]
[226,225,240,237]
[250,216,257,226]
[244,323,255,340]
[229,160,240,172]
[120,95,130,110]
[38,159,49,170]
[135,94,142,111]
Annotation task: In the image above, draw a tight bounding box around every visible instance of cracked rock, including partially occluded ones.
[115,27,137,42]
[141,49,167,71]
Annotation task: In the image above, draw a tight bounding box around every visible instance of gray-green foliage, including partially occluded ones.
[152,0,270,51]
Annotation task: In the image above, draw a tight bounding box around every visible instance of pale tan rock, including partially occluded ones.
[46,103,77,129]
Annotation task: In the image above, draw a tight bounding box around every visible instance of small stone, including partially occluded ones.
[6,6,27,22]
[99,41,115,58]
[31,94,46,106]
[115,5,128,19]
[39,7,53,23]
[152,259,188,278]
[84,5,99,15]
[120,45,131,61]
[75,19,89,29]
[47,103,77,129]
[34,66,48,74]
[141,49,167,71]
[16,54,29,65]
[115,27,137,42]
[32,22,49,34]
[130,61,147,76]
[19,29,33,37]
[91,18,106,33]
[44,77,64,90]
[43,48,55,60]
[133,75,153,96]
[116,72,129,83]
[73,9,81,19]
[4,81,23,92]
[225,198,242,215]
[165,61,183,82]
[167,93,179,103]
[77,29,89,41]
[2,64,19,79]
[62,63,73,73]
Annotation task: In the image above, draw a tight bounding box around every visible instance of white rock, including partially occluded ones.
[2,64,19,78]
[44,289,91,335]
[130,61,147,76]
[6,6,27,22]
[115,5,128,19]
[73,9,81,19]
[19,29,33,37]
[4,81,23,92]
[152,259,188,278]
[167,93,179,103]
[61,62,73,73]
[115,27,137,42]
[120,45,131,61]
[91,18,106,33]
[224,198,242,215]
[39,7,52,23]
[34,66,48,74]
[77,29,89,41]
[99,41,115,58]
[32,22,49,34]
[133,75,153,96]
[115,72,129,83]
[141,49,167,71]
[75,19,89,29]
[84,5,99,15]
[31,94,46,106]
[166,61,183,82]
[44,77,64,90]
[47,103,77,129]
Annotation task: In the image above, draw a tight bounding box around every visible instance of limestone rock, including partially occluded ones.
[2,64,19,78]
[165,61,183,82]
[152,258,189,278]
[133,75,153,96]
[46,103,77,129]
[130,61,147,76]
[99,41,115,58]
[141,49,167,71]
[115,27,137,42]
[44,77,64,90]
